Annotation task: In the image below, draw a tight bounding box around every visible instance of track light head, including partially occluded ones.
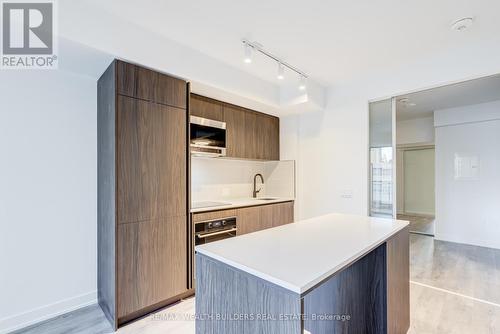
[298,75,307,91]
[277,62,285,80]
[243,43,252,64]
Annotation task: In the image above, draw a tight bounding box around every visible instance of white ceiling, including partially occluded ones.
[83,0,500,87]
[396,74,500,121]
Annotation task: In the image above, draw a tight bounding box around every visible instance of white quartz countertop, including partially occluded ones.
[195,213,409,294]
[191,197,295,213]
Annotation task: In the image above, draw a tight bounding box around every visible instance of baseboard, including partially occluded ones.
[434,233,500,250]
[0,291,97,334]
[400,211,435,218]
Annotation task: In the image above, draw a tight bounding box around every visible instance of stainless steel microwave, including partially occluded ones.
[190,116,227,157]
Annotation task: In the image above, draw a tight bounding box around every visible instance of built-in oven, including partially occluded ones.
[191,216,237,288]
[190,116,226,157]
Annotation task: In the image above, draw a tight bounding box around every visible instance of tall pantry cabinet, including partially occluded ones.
[97,60,190,329]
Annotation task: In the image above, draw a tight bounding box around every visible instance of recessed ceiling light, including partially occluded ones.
[451,17,473,32]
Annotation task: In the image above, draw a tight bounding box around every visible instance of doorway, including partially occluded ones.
[369,73,500,244]
[396,146,435,235]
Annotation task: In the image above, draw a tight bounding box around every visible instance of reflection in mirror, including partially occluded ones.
[369,99,394,217]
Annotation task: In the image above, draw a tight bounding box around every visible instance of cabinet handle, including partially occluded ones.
[196,228,237,238]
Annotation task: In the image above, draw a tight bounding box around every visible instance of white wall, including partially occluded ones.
[434,100,500,126]
[396,117,435,145]
[0,70,97,333]
[281,44,500,221]
[434,101,500,249]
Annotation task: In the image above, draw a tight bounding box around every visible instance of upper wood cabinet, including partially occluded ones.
[224,104,253,159]
[255,113,279,160]
[116,95,186,224]
[190,94,224,121]
[116,61,186,109]
[189,94,280,160]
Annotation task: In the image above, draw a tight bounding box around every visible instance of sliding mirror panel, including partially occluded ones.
[369,98,396,218]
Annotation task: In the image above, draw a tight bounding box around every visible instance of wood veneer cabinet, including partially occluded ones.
[98,60,190,329]
[192,202,294,236]
[190,94,224,121]
[236,201,294,235]
[189,94,280,160]
[387,226,410,334]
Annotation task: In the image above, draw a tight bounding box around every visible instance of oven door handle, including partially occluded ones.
[196,227,237,239]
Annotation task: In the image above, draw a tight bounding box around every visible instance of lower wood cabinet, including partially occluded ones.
[237,201,294,235]
[117,217,187,320]
[387,226,410,334]
[192,202,294,237]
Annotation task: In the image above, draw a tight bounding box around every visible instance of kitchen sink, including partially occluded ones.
[256,197,278,201]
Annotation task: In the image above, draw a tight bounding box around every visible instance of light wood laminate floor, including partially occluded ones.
[397,214,435,236]
[11,235,500,334]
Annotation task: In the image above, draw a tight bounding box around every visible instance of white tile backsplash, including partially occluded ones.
[191,157,295,202]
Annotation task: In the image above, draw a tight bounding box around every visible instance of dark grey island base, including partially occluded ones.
[195,215,409,334]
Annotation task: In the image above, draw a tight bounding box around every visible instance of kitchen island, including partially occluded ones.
[195,213,409,334]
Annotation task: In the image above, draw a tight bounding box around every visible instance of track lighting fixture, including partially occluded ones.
[242,39,308,90]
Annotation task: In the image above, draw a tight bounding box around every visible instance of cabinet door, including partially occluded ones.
[242,110,258,159]
[117,95,186,224]
[236,206,261,235]
[272,201,294,227]
[237,202,294,235]
[268,116,280,160]
[224,105,246,158]
[116,60,186,108]
[117,216,187,320]
[224,105,258,159]
[190,95,224,121]
[255,114,280,160]
[260,202,294,229]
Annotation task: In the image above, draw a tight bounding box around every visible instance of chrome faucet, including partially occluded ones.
[253,173,264,198]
